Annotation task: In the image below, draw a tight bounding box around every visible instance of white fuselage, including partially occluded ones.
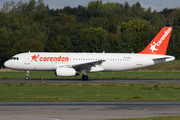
[4,52,175,72]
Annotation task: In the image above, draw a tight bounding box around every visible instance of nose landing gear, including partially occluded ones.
[25,70,29,80]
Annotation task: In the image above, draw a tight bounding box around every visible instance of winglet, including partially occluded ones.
[138,27,173,55]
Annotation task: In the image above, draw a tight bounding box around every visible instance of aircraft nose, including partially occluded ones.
[4,60,11,68]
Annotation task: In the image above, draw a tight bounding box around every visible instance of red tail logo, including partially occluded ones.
[139,27,172,55]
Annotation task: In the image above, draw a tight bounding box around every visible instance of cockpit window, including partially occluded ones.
[11,57,19,60]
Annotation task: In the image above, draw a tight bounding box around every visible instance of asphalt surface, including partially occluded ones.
[0,102,180,120]
[1,79,180,120]
[1,78,180,83]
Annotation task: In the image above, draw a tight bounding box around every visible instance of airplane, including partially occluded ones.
[4,27,175,80]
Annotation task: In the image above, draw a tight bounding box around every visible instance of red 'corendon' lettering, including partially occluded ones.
[40,57,43,61]
[54,57,58,61]
[58,56,61,61]
[61,57,64,62]
[31,55,69,63]
[157,28,172,46]
[50,57,53,61]
[43,57,47,61]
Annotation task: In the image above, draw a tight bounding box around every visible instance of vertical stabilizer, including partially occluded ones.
[139,27,172,55]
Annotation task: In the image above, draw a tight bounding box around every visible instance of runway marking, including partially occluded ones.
[0,106,51,117]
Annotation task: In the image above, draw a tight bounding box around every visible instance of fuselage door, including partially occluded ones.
[137,55,142,66]
[24,53,30,65]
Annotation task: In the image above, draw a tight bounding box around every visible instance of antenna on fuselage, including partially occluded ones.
[103,51,105,53]
[28,50,31,53]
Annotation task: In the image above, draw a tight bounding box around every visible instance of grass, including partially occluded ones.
[109,116,180,120]
[1,71,180,79]
[1,83,180,102]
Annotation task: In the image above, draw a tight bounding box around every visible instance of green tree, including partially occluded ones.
[45,34,64,52]
[36,0,47,13]
[124,2,129,11]
[119,19,154,32]
[87,0,119,12]
[82,27,107,36]
[82,27,107,52]
[0,0,180,60]
[26,0,36,12]
[15,0,24,12]
[0,27,9,67]
[88,0,103,11]
[33,13,48,23]
[53,13,76,24]
[12,39,44,54]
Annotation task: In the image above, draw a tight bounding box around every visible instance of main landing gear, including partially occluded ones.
[25,70,30,80]
[24,70,89,80]
[81,70,88,80]
[82,74,88,80]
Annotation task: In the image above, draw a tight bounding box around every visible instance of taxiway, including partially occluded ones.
[0,101,180,120]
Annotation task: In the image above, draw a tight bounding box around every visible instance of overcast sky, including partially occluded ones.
[0,0,180,12]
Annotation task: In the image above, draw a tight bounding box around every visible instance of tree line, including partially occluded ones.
[0,0,180,67]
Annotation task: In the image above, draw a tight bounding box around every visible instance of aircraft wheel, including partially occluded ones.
[82,75,88,80]
[25,76,29,80]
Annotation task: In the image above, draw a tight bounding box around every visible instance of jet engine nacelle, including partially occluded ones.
[55,67,78,77]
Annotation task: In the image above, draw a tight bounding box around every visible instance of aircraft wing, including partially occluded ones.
[72,60,105,71]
